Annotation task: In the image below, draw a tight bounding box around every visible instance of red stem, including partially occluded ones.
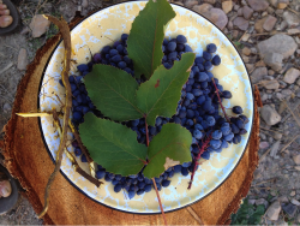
[152,178,168,226]
[211,78,230,122]
[145,118,150,147]
[188,135,212,190]
[144,116,167,226]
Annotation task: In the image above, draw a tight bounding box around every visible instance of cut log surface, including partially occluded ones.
[2,15,260,225]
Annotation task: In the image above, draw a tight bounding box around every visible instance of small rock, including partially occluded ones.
[3,103,11,113]
[82,0,88,8]
[193,4,228,30]
[291,198,300,207]
[283,11,300,28]
[290,191,296,197]
[255,17,267,33]
[283,68,300,84]
[279,196,289,203]
[242,47,251,55]
[263,15,277,31]
[262,80,280,89]
[282,203,297,217]
[247,0,269,12]
[259,141,270,149]
[280,20,288,30]
[242,6,253,19]
[251,47,257,54]
[265,201,281,221]
[270,141,281,157]
[185,0,198,8]
[233,4,240,11]
[233,17,249,31]
[203,0,216,4]
[237,8,243,16]
[174,1,184,6]
[293,154,300,165]
[256,198,269,209]
[273,131,283,140]
[263,52,283,72]
[20,27,30,35]
[222,0,233,14]
[260,105,282,125]
[277,219,288,226]
[277,2,288,9]
[257,34,297,59]
[29,14,51,38]
[269,0,278,7]
[17,48,28,71]
[295,166,300,171]
[251,67,268,83]
[288,28,300,35]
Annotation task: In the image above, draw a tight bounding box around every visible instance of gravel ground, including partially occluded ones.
[1,0,300,225]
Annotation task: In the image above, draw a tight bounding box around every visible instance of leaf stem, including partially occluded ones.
[152,178,168,226]
[188,135,211,189]
[144,115,167,226]
[145,117,150,147]
[211,78,230,122]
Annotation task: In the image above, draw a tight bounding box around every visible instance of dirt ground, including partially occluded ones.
[1,0,300,225]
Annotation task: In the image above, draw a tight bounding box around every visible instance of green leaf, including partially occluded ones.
[143,123,192,178]
[127,0,176,79]
[79,113,147,176]
[84,64,143,121]
[136,53,195,126]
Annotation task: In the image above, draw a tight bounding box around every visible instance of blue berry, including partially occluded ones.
[204,61,212,71]
[193,130,203,140]
[176,35,187,43]
[96,170,106,179]
[212,130,222,140]
[174,165,182,173]
[210,139,222,149]
[206,116,216,126]
[185,45,193,53]
[114,184,122,192]
[161,180,171,187]
[212,55,221,66]
[181,167,189,176]
[203,51,212,61]
[232,106,243,114]
[144,184,152,192]
[74,148,82,156]
[167,41,177,51]
[201,151,210,160]
[77,64,89,72]
[128,190,135,199]
[206,43,217,53]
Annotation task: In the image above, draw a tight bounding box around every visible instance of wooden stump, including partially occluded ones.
[1,15,260,225]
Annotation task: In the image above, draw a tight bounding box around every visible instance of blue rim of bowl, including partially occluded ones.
[37,0,254,215]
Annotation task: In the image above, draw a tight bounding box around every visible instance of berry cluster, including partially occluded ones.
[60,33,249,198]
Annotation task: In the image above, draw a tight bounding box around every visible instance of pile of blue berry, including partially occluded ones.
[60,34,249,199]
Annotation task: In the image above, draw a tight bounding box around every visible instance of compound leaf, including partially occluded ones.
[127,0,176,79]
[136,53,195,126]
[79,113,147,176]
[143,123,192,178]
[84,64,143,122]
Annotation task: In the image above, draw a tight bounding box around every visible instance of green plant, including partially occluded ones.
[230,198,265,225]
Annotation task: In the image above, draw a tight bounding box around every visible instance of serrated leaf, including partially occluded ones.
[84,64,143,121]
[127,0,176,79]
[79,113,147,176]
[143,123,192,178]
[136,53,195,126]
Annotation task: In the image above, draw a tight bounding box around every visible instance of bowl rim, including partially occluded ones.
[37,0,254,215]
